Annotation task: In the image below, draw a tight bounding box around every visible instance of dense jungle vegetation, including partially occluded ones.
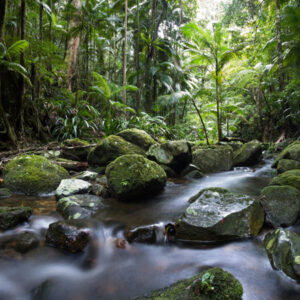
[0,0,300,148]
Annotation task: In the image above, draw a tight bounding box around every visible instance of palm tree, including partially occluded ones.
[181,22,241,142]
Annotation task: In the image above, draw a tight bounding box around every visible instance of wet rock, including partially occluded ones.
[125,225,159,244]
[175,188,264,241]
[55,179,92,199]
[272,141,300,168]
[233,140,263,166]
[0,188,12,199]
[260,185,300,227]
[264,228,300,282]
[276,159,300,174]
[61,138,91,161]
[88,135,145,167]
[75,171,98,181]
[57,194,104,220]
[46,220,90,253]
[106,154,167,201]
[3,155,69,195]
[180,164,204,178]
[147,140,192,174]
[160,164,177,178]
[96,176,107,186]
[0,207,32,230]
[137,267,243,300]
[116,128,156,151]
[270,169,300,191]
[192,145,233,173]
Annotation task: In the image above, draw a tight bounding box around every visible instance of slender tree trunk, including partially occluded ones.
[0,0,7,41]
[215,68,222,143]
[123,0,128,105]
[39,3,43,40]
[134,0,141,114]
[275,0,284,91]
[66,0,81,91]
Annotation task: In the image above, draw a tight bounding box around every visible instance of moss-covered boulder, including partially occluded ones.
[3,155,69,195]
[56,194,104,220]
[276,159,300,174]
[137,267,243,300]
[260,185,300,227]
[106,154,167,201]
[147,140,192,174]
[46,220,90,253]
[264,228,300,282]
[233,140,263,166]
[55,179,92,199]
[116,128,156,151]
[87,135,145,167]
[175,188,264,241]
[192,145,233,173]
[0,207,32,230]
[272,141,300,168]
[61,138,92,161]
[270,169,300,191]
[0,188,12,199]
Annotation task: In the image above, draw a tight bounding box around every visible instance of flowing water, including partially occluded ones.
[1,158,300,300]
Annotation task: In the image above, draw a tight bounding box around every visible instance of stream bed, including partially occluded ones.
[1,158,300,300]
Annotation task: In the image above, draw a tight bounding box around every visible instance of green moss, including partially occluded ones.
[277,159,300,174]
[3,155,69,195]
[270,169,300,191]
[272,141,300,168]
[63,138,90,146]
[189,187,229,203]
[233,140,262,166]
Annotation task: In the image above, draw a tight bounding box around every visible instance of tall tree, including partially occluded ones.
[123,0,128,105]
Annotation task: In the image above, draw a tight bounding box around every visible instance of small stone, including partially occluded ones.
[75,171,98,181]
[55,179,92,199]
[0,207,32,230]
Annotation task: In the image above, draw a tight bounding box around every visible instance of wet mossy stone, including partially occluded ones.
[56,194,105,220]
[137,267,243,300]
[62,138,91,161]
[175,188,264,241]
[74,171,98,181]
[260,185,300,227]
[106,154,167,201]
[276,159,300,174]
[0,188,12,199]
[147,140,192,174]
[270,169,300,191]
[116,128,156,151]
[192,145,233,173]
[3,155,69,195]
[0,207,32,230]
[272,141,300,168]
[180,164,204,178]
[87,135,145,167]
[233,140,263,167]
[45,220,90,253]
[125,225,159,244]
[55,179,92,199]
[264,228,300,282]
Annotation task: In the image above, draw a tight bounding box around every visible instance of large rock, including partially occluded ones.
[192,145,233,173]
[270,169,300,191]
[62,138,91,161]
[57,194,104,220]
[0,207,32,230]
[175,188,264,241]
[106,154,167,201]
[46,220,90,253]
[87,135,145,167]
[272,141,300,168]
[276,159,300,174]
[147,140,192,174]
[233,140,263,166]
[3,155,69,195]
[55,179,92,199]
[137,267,243,300]
[260,185,300,227]
[264,228,300,282]
[117,128,156,151]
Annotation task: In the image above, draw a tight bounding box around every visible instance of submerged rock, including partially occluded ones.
[276,159,300,174]
[0,188,12,199]
[106,154,167,201]
[55,179,92,199]
[260,185,300,227]
[264,228,300,282]
[3,155,69,195]
[192,145,233,173]
[116,128,156,151]
[57,194,104,220]
[175,188,264,241]
[0,207,32,230]
[270,169,300,191]
[233,140,263,166]
[272,141,300,168]
[88,135,145,167]
[147,140,192,174]
[137,267,243,300]
[46,220,90,253]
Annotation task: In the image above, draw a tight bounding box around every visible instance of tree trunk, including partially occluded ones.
[0,0,7,41]
[134,0,141,114]
[215,68,222,143]
[39,3,43,40]
[275,0,284,91]
[66,0,81,91]
[123,0,128,105]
